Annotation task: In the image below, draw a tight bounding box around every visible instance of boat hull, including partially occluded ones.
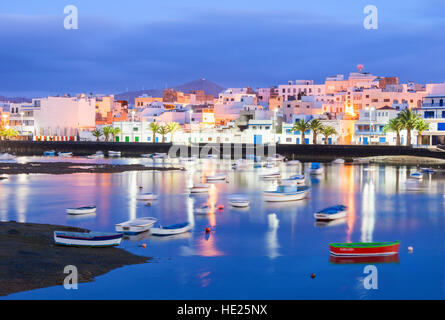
[115,218,157,234]
[150,224,191,236]
[314,210,347,221]
[264,190,309,202]
[54,232,122,247]
[136,193,158,201]
[66,207,97,215]
[329,241,400,256]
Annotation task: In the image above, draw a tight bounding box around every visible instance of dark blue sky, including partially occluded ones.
[1,0,444,97]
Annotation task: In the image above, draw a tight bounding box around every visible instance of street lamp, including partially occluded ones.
[189,109,193,146]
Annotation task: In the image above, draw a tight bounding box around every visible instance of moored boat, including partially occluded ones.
[189,183,210,194]
[286,160,301,166]
[136,192,158,201]
[195,204,212,215]
[108,151,121,157]
[332,158,345,164]
[228,195,250,207]
[58,152,73,157]
[66,205,97,215]
[281,174,305,186]
[329,240,400,256]
[309,162,324,175]
[314,205,347,221]
[421,167,435,174]
[87,151,104,159]
[205,173,226,181]
[115,217,158,234]
[0,153,15,160]
[43,150,56,156]
[264,185,310,202]
[150,222,191,236]
[410,171,423,180]
[54,231,123,247]
[259,168,281,178]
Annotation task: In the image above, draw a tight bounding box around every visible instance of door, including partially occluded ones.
[363,137,368,145]
[254,135,262,145]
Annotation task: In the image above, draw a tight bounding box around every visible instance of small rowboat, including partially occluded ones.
[136,192,158,201]
[314,205,347,221]
[410,172,423,180]
[87,151,104,159]
[332,158,345,164]
[66,205,97,215]
[259,168,281,178]
[115,217,158,234]
[189,183,210,194]
[329,241,400,257]
[58,152,73,157]
[286,160,301,166]
[108,151,121,157]
[205,173,226,181]
[228,194,250,207]
[195,204,212,215]
[150,222,191,236]
[54,231,123,247]
[152,153,168,159]
[281,174,305,186]
[421,167,434,174]
[43,150,56,156]
[309,162,324,175]
[0,153,15,160]
[264,185,310,202]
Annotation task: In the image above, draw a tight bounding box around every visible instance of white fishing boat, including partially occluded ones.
[0,153,15,160]
[332,158,345,164]
[286,160,301,166]
[205,173,226,181]
[65,205,97,215]
[259,168,281,179]
[136,192,158,201]
[87,151,104,159]
[410,172,423,180]
[58,152,73,157]
[314,205,347,221]
[281,174,305,186]
[54,231,123,247]
[189,183,210,194]
[195,204,212,215]
[150,222,192,236]
[141,153,152,158]
[264,185,310,202]
[228,195,250,207]
[152,153,168,159]
[108,150,121,157]
[266,154,285,162]
[115,217,158,234]
[309,162,324,175]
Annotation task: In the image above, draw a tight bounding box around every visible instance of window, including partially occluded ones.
[286,138,292,142]
[440,99,444,106]
[424,111,435,118]
[441,111,445,118]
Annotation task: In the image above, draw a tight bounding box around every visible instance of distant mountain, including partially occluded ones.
[114,79,225,104]
[173,79,225,97]
[0,95,32,103]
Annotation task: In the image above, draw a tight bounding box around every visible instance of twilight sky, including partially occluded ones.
[1,0,444,97]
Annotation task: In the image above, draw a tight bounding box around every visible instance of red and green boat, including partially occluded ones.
[329,241,400,257]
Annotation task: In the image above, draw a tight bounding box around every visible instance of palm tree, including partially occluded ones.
[92,129,102,142]
[309,119,323,144]
[398,109,420,147]
[166,122,180,143]
[111,127,121,142]
[291,119,311,144]
[2,128,19,140]
[149,122,160,143]
[102,126,113,142]
[157,125,170,143]
[414,118,429,146]
[320,126,338,145]
[383,118,403,146]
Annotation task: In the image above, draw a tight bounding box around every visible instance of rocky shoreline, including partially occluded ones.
[0,161,184,175]
[0,221,149,296]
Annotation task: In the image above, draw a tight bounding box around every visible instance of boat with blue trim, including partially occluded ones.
[314,205,347,221]
[54,231,123,247]
[263,185,310,202]
[150,222,191,236]
[309,162,324,175]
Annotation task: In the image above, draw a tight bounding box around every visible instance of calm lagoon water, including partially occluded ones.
[2,157,445,299]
